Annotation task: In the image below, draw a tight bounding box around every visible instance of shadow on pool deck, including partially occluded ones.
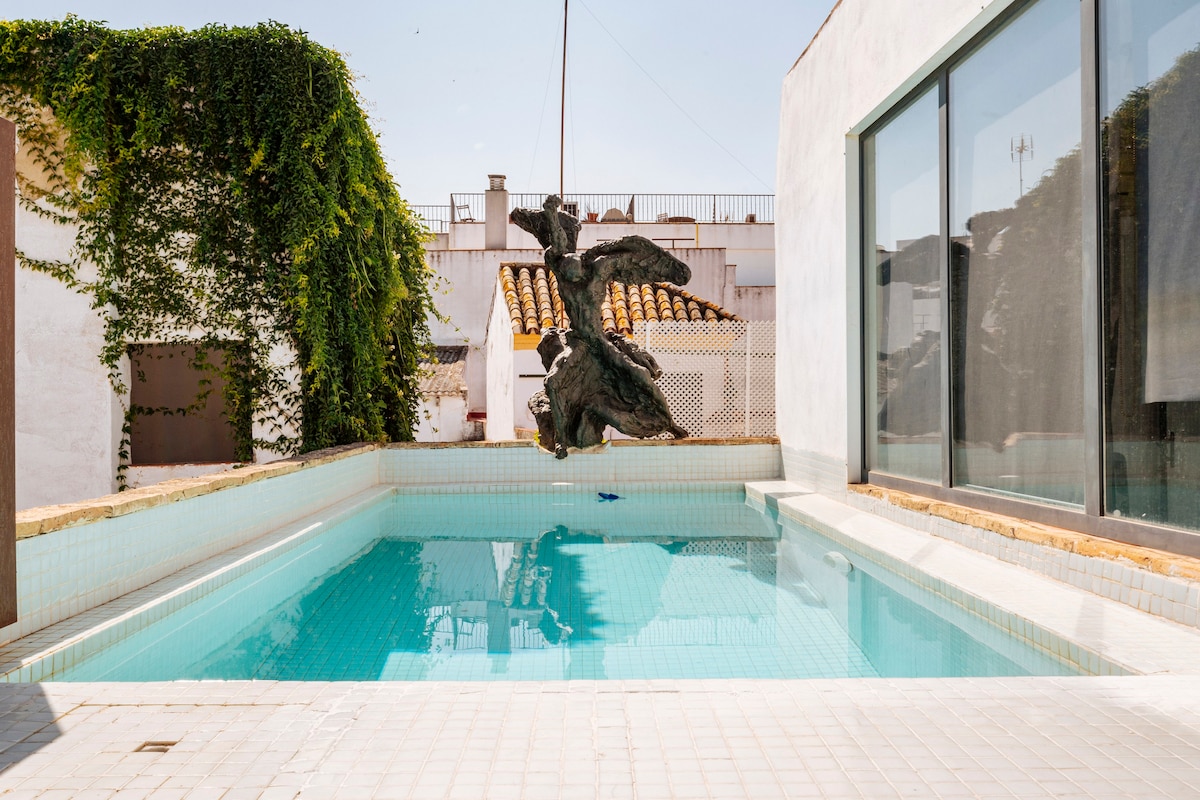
[0,684,60,774]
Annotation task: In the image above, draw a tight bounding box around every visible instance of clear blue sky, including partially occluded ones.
[0,0,831,204]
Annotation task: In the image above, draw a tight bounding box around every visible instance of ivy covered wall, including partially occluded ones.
[0,18,434,474]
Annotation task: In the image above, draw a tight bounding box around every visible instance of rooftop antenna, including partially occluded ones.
[1011,133,1033,197]
[559,0,568,199]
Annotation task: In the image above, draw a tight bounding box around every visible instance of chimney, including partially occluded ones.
[485,173,507,250]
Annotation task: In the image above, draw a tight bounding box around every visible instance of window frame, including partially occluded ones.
[858,80,947,486]
[850,0,1200,556]
[127,341,248,467]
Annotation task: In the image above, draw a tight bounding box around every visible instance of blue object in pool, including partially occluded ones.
[598,492,620,501]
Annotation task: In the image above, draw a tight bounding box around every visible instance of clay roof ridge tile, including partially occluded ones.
[497,262,742,336]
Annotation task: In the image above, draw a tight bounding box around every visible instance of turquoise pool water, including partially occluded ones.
[50,486,1079,681]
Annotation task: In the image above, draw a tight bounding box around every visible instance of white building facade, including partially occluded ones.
[778,0,1200,552]
[423,177,777,432]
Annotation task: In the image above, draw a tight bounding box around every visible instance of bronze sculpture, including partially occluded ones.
[511,195,690,458]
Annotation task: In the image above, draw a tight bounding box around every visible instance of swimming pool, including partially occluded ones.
[32,484,1088,681]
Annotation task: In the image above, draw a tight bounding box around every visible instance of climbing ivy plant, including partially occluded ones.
[0,18,434,474]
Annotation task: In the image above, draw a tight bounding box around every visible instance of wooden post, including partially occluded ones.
[0,117,15,627]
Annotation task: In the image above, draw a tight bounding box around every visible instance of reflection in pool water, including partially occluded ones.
[51,489,1080,681]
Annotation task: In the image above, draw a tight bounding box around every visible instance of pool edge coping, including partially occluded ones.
[17,438,781,540]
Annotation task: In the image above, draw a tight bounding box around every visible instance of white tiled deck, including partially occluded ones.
[2,676,1200,798]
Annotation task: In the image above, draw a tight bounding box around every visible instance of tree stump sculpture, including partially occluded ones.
[510,195,690,458]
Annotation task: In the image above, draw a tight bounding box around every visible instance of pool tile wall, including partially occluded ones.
[777,446,1200,634]
[750,485,1200,676]
[382,482,781,543]
[0,488,393,682]
[1,452,378,648]
[381,440,782,485]
[7,440,783,649]
[780,445,849,498]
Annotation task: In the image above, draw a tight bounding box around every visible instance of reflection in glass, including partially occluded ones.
[1101,0,1200,530]
[864,87,942,482]
[948,0,1084,505]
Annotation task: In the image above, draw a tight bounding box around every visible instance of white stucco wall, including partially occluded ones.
[513,349,547,432]
[696,223,776,286]
[775,0,1013,484]
[439,218,773,261]
[426,249,542,346]
[426,248,542,414]
[484,282,515,441]
[730,286,776,322]
[415,394,468,442]
[15,205,121,509]
[729,250,775,286]
[15,200,303,508]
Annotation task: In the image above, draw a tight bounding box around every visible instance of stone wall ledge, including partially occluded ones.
[17,438,780,539]
[849,483,1200,582]
[16,443,380,540]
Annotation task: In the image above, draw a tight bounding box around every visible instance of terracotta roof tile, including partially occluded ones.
[419,345,468,397]
[499,263,740,337]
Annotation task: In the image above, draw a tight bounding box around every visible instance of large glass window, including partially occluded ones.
[864,88,942,482]
[948,0,1083,506]
[1101,0,1200,530]
[860,0,1200,538]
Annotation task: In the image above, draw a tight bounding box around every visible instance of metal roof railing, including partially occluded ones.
[446,193,773,225]
[410,204,452,235]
